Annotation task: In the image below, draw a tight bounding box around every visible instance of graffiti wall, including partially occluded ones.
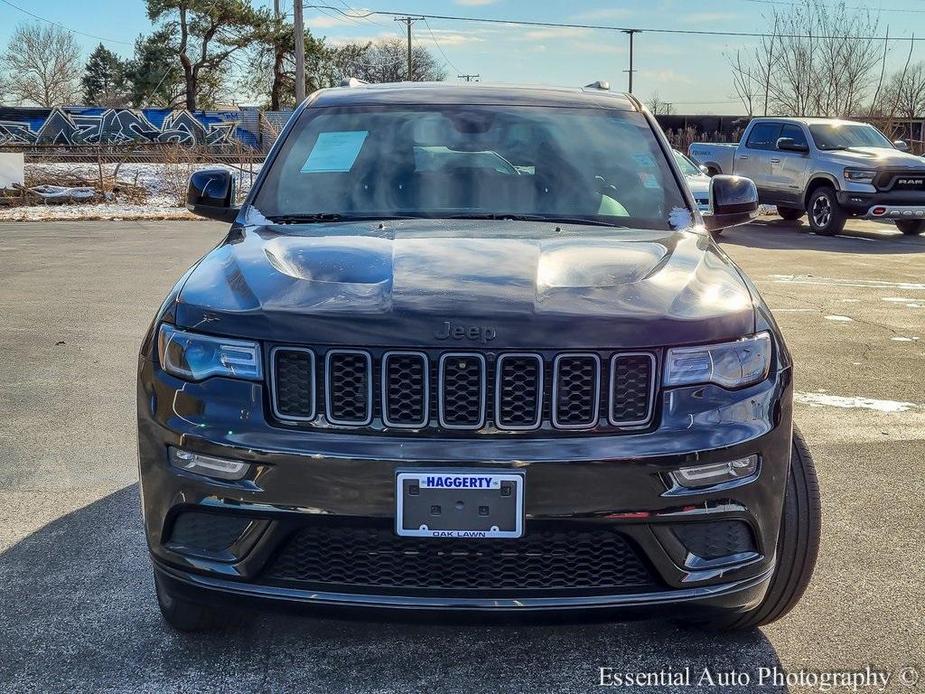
[0,107,259,148]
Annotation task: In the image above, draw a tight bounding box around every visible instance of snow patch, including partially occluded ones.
[825,315,853,322]
[794,392,920,413]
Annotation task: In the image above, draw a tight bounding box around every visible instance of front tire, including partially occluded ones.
[691,427,821,631]
[895,219,925,235]
[154,570,249,632]
[807,187,846,235]
[777,206,804,221]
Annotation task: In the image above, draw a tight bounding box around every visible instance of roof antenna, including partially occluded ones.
[339,77,369,88]
[584,80,610,91]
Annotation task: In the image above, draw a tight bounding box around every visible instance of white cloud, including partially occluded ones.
[681,12,742,24]
[571,8,634,22]
[307,15,341,29]
[522,27,593,41]
[640,69,694,85]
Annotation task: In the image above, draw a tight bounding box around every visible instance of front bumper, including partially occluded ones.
[138,356,793,616]
[836,189,925,216]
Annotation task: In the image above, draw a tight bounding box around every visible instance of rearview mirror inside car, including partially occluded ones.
[703,175,759,233]
[186,169,239,223]
[776,137,809,153]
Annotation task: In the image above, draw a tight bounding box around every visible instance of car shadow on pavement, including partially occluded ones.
[721,218,925,254]
[0,486,787,693]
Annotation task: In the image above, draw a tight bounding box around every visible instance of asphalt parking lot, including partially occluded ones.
[0,217,923,693]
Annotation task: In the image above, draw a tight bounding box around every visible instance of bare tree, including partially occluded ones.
[1,23,81,107]
[647,91,673,115]
[727,0,884,117]
[348,38,446,83]
[880,62,925,120]
[728,50,757,116]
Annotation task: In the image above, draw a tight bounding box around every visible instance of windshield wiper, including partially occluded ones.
[446,213,625,228]
[267,213,414,224]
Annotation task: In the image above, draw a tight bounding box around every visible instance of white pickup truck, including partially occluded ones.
[689,117,925,235]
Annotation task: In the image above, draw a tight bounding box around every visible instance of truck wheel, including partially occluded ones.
[777,206,804,221]
[154,570,249,632]
[807,187,845,235]
[895,220,925,235]
[684,426,821,631]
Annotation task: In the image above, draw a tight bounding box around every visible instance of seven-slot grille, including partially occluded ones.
[271,348,657,432]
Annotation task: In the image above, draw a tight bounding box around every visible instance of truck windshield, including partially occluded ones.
[254,105,687,230]
[809,123,893,150]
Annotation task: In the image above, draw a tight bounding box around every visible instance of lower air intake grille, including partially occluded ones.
[265,524,659,594]
[326,351,372,425]
[166,512,251,553]
[610,353,655,425]
[672,521,756,559]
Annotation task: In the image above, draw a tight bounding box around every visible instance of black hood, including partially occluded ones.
[173,215,755,349]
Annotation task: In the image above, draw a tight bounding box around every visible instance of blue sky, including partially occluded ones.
[3,0,925,113]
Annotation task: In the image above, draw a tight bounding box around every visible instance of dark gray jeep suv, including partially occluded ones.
[137,82,820,631]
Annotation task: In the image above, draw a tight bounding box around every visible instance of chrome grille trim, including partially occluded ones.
[381,351,429,429]
[269,347,316,422]
[495,353,544,431]
[324,349,373,426]
[551,352,601,430]
[437,352,487,430]
[608,352,657,427]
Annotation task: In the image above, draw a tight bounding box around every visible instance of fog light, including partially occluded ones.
[169,447,250,481]
[672,455,759,489]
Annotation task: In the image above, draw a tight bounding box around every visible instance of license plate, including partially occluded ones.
[395,470,524,538]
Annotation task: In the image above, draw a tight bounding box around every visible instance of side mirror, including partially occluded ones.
[186,169,239,222]
[776,137,809,153]
[699,164,710,175]
[894,140,910,152]
[703,175,759,233]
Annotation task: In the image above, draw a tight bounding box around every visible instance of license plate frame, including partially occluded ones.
[395,470,524,539]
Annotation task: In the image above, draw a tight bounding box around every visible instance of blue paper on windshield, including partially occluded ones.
[301,131,368,173]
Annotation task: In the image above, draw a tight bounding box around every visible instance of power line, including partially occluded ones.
[423,18,460,74]
[303,4,925,42]
[0,0,134,46]
[740,0,925,14]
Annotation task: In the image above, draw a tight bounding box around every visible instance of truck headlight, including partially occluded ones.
[843,168,876,184]
[664,332,771,389]
[157,324,262,381]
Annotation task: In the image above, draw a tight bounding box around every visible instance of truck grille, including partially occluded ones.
[264,523,660,595]
[270,347,658,433]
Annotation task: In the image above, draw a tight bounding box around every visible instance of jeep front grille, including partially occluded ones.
[439,353,486,429]
[270,347,658,434]
[325,350,373,425]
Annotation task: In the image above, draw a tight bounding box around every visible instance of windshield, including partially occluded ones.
[673,150,703,177]
[809,123,893,150]
[254,105,687,230]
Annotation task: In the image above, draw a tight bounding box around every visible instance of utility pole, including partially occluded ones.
[622,29,640,93]
[458,74,480,82]
[294,0,306,103]
[394,16,424,81]
[274,0,280,17]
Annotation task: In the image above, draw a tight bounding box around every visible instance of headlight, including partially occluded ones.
[157,324,262,381]
[843,168,877,184]
[664,332,771,389]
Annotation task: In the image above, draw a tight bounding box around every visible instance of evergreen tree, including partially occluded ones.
[81,43,128,106]
[145,0,269,111]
